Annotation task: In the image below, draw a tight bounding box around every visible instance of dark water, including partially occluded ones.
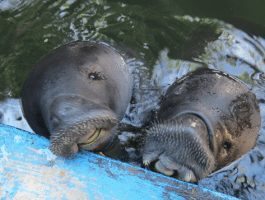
[0,0,265,199]
[0,0,265,98]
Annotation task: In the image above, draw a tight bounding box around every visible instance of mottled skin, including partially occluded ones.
[143,68,261,182]
[22,41,132,157]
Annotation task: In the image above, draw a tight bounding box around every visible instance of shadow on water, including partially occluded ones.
[0,0,265,199]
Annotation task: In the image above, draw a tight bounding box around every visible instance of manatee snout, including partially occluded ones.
[21,41,132,157]
[143,68,261,182]
[143,114,215,182]
[47,95,119,157]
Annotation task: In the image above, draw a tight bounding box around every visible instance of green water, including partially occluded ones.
[0,2,265,198]
[0,0,264,99]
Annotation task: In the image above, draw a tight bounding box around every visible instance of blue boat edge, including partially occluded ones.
[0,123,237,200]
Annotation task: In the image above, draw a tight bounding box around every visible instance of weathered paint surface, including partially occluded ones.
[0,124,237,200]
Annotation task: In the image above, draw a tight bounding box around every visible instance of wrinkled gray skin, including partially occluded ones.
[143,68,261,182]
[21,41,132,157]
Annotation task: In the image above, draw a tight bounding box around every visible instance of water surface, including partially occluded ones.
[0,0,265,199]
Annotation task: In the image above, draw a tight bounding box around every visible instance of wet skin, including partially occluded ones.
[143,68,261,182]
[22,42,261,183]
[22,41,132,157]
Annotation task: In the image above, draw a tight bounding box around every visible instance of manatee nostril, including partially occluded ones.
[223,141,232,150]
[88,72,106,80]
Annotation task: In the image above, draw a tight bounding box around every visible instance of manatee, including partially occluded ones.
[143,68,261,182]
[21,41,132,157]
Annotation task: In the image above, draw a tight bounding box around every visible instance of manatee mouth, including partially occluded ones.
[142,114,216,182]
[49,110,118,157]
[78,128,108,147]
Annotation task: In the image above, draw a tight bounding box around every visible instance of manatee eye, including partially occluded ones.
[231,95,250,115]
[223,141,232,150]
[88,72,106,80]
[234,101,250,113]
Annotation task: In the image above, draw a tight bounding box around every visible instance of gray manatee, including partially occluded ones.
[22,41,132,157]
[143,68,261,182]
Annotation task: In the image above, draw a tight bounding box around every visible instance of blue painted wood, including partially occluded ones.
[0,124,237,200]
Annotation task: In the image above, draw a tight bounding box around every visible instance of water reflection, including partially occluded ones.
[0,0,221,98]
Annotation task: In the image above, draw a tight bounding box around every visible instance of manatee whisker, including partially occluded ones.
[50,114,118,157]
[144,117,216,180]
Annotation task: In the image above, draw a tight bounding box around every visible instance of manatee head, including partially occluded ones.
[143,68,261,182]
[47,95,119,157]
[22,41,132,157]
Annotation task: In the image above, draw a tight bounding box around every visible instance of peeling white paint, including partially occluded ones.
[0,145,9,161]
[14,135,23,144]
